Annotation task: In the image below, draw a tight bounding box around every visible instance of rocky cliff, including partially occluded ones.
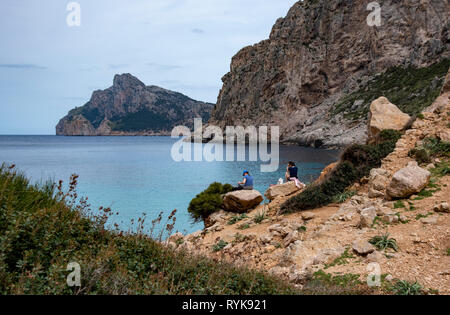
[211,0,450,148]
[56,74,213,136]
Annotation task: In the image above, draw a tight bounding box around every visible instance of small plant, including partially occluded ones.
[313,270,362,287]
[446,248,450,256]
[393,200,406,209]
[416,113,425,119]
[369,233,399,252]
[298,226,307,232]
[431,161,450,177]
[227,214,249,225]
[212,240,228,252]
[415,212,433,220]
[324,248,355,269]
[238,223,250,230]
[253,210,267,224]
[391,280,423,295]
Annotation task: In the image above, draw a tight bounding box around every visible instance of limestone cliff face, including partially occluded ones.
[56,74,213,136]
[211,0,450,147]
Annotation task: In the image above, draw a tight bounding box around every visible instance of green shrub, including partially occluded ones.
[422,138,450,157]
[391,280,423,295]
[188,182,233,222]
[281,130,401,212]
[408,148,431,164]
[409,138,449,164]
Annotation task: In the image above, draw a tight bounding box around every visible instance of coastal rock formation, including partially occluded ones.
[210,0,450,147]
[368,97,411,143]
[387,161,431,198]
[56,74,213,136]
[222,190,263,213]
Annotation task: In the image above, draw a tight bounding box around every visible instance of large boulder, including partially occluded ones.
[222,190,263,213]
[368,97,411,143]
[265,182,299,201]
[387,161,431,198]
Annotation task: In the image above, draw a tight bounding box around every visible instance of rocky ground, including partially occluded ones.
[168,82,450,294]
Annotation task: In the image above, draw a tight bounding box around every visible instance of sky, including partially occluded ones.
[0,0,298,135]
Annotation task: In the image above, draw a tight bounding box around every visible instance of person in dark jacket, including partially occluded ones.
[285,161,305,189]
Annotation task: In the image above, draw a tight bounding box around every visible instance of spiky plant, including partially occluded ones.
[392,280,423,295]
[369,233,399,251]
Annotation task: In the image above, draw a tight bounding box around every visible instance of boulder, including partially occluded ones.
[204,210,229,228]
[387,162,431,198]
[359,206,377,228]
[265,181,299,201]
[438,130,450,142]
[433,202,450,213]
[222,190,263,213]
[283,230,300,247]
[368,168,390,198]
[368,97,411,143]
[353,239,376,255]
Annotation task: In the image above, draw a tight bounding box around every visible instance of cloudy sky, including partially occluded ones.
[0,0,298,134]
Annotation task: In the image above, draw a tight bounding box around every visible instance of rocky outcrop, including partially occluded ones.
[387,162,431,198]
[367,97,411,143]
[265,182,299,201]
[222,190,263,213]
[210,0,449,148]
[56,74,213,136]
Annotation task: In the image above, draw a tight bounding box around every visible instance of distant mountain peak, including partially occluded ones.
[113,73,145,89]
[56,74,213,136]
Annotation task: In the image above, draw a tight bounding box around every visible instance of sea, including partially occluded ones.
[0,136,340,235]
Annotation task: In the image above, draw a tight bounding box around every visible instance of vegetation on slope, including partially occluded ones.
[0,165,297,295]
[281,130,402,212]
[332,59,450,120]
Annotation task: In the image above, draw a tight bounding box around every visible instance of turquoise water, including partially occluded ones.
[0,136,339,235]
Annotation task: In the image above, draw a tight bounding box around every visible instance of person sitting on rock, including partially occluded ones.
[285,161,305,189]
[233,170,254,191]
